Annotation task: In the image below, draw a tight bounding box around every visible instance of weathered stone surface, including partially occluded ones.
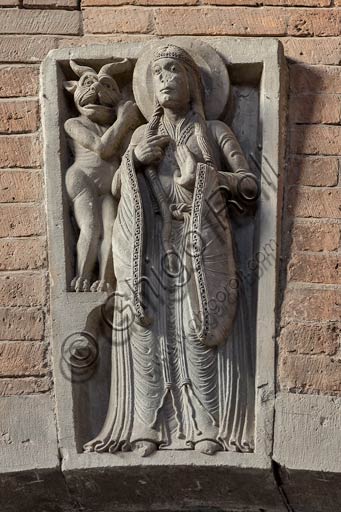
[0,470,77,512]
[0,36,58,62]
[279,322,339,355]
[290,64,341,94]
[288,253,341,284]
[0,134,41,168]
[282,37,341,65]
[274,393,341,473]
[0,205,44,236]
[0,273,46,307]
[289,94,341,124]
[0,100,39,134]
[83,7,153,33]
[64,464,287,512]
[0,170,42,202]
[0,395,58,473]
[291,125,341,155]
[282,287,341,322]
[0,238,47,271]
[0,341,47,377]
[0,66,39,97]
[279,468,341,512]
[0,9,81,35]
[288,156,339,186]
[287,187,341,218]
[0,377,50,396]
[291,222,340,251]
[0,307,44,341]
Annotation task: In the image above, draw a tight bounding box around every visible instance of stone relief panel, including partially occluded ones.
[79,41,259,457]
[42,37,285,466]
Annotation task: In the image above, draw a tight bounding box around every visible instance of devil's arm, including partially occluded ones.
[64,115,134,161]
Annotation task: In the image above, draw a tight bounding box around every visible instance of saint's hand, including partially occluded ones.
[174,145,197,190]
[133,135,170,167]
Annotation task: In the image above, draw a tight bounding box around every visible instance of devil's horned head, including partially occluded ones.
[64,58,132,124]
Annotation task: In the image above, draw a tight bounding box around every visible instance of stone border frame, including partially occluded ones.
[41,37,287,474]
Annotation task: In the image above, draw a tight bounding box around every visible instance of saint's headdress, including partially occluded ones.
[147,44,214,166]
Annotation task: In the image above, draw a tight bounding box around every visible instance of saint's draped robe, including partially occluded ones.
[84,112,255,453]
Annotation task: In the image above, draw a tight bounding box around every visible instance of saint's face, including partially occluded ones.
[152,57,190,111]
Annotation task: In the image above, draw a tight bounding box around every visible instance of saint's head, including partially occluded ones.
[151,45,205,118]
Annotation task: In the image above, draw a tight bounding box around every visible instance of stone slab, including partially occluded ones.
[279,467,341,512]
[41,37,287,469]
[64,465,287,512]
[273,392,341,473]
[0,394,59,474]
[0,469,77,512]
[39,36,289,511]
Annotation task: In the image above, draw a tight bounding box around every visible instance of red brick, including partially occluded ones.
[279,353,341,394]
[288,253,341,285]
[291,222,340,252]
[83,7,153,33]
[287,9,341,37]
[154,7,287,36]
[0,238,47,271]
[0,273,47,307]
[0,307,44,341]
[59,34,154,47]
[290,125,341,155]
[289,95,341,124]
[24,0,78,8]
[279,322,339,355]
[0,9,81,35]
[0,100,39,134]
[288,156,339,187]
[0,0,20,5]
[82,0,197,4]
[290,65,341,95]
[205,0,330,4]
[287,187,341,219]
[0,341,47,377]
[0,66,39,98]
[0,170,42,202]
[0,376,50,396]
[0,36,58,63]
[0,134,41,168]
[282,287,341,322]
[0,205,44,237]
[282,37,341,65]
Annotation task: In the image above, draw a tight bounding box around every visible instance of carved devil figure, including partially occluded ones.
[64,59,142,292]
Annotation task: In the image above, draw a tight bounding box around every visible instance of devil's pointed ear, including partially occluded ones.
[64,81,77,94]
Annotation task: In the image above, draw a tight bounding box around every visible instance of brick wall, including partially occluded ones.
[0,1,339,398]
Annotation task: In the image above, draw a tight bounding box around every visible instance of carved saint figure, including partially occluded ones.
[85,43,258,456]
[64,59,141,292]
